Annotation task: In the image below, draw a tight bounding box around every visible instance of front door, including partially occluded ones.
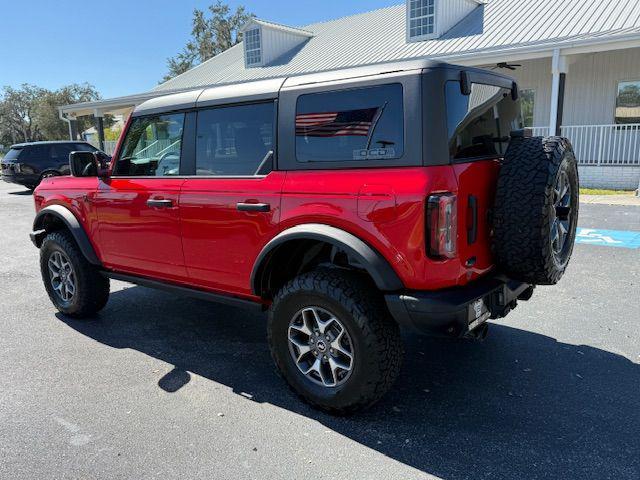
[94,112,188,282]
[179,102,283,297]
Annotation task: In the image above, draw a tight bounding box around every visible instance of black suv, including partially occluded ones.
[1,141,100,190]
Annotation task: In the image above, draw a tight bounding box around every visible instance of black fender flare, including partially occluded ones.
[251,224,404,296]
[32,205,101,266]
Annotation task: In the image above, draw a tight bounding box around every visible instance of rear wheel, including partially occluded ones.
[40,230,110,318]
[268,269,403,415]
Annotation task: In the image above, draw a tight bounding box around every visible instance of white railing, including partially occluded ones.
[560,124,640,166]
[103,141,118,155]
[529,124,640,166]
[88,139,118,155]
[531,126,551,137]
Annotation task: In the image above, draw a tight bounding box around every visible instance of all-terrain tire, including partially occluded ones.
[493,136,579,285]
[40,230,110,318]
[268,269,403,415]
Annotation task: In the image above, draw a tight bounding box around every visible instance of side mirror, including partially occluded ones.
[69,151,110,178]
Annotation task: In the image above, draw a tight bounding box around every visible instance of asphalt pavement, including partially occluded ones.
[0,180,638,480]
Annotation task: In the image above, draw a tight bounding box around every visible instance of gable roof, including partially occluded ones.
[154,0,640,93]
[240,18,314,37]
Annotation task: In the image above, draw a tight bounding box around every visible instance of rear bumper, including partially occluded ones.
[1,172,38,187]
[385,275,533,337]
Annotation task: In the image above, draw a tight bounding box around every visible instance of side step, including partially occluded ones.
[102,271,264,312]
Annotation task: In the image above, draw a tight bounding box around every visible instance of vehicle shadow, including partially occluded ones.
[58,286,639,480]
[8,189,33,196]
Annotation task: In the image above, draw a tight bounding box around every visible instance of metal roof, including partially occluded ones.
[240,19,314,37]
[153,0,640,93]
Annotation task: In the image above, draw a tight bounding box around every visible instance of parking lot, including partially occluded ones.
[0,180,638,480]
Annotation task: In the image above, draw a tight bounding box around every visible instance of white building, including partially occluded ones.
[61,0,640,189]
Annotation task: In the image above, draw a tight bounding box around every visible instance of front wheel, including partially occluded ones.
[40,230,110,318]
[268,269,403,415]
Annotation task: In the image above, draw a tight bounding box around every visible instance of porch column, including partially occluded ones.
[68,119,79,141]
[549,49,568,136]
[94,109,105,151]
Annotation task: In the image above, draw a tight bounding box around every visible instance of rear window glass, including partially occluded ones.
[295,84,404,163]
[446,81,522,160]
[3,148,22,161]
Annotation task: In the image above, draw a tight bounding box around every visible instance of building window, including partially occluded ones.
[408,0,436,40]
[244,28,262,67]
[615,80,640,124]
[520,89,535,127]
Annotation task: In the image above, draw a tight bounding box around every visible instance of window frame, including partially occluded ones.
[277,72,422,171]
[110,112,187,178]
[614,79,640,125]
[407,0,438,42]
[294,83,405,165]
[444,80,522,163]
[110,101,278,180]
[244,27,263,68]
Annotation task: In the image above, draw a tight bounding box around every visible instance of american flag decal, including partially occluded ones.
[296,107,380,137]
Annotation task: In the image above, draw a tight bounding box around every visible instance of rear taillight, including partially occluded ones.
[426,193,458,259]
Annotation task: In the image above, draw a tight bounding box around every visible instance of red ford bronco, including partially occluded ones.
[31,60,578,414]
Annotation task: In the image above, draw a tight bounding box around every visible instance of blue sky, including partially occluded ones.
[0,0,398,99]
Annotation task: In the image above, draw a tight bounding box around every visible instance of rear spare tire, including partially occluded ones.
[493,136,579,285]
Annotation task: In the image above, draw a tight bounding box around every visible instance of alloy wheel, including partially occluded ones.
[287,306,354,388]
[551,169,572,261]
[48,251,76,303]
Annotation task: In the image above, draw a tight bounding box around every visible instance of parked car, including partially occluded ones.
[29,60,579,414]
[1,141,100,190]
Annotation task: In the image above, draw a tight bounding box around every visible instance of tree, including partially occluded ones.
[161,1,254,82]
[0,83,106,144]
[0,84,46,144]
[35,83,106,140]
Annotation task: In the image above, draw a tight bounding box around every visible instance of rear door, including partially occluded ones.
[445,80,523,274]
[179,101,284,297]
[93,112,188,282]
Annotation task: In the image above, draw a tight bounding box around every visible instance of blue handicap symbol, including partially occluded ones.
[575,228,640,249]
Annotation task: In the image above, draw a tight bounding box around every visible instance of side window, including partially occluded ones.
[446,81,522,160]
[196,102,274,176]
[49,144,74,162]
[73,143,98,152]
[295,84,404,163]
[27,145,47,161]
[114,113,185,176]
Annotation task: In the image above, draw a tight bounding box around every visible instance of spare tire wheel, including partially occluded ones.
[493,136,579,285]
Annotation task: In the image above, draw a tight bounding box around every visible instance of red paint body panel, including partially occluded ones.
[280,164,496,291]
[34,160,499,297]
[179,172,286,297]
[92,178,187,282]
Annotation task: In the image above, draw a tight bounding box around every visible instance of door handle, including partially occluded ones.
[147,199,174,208]
[237,202,270,212]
